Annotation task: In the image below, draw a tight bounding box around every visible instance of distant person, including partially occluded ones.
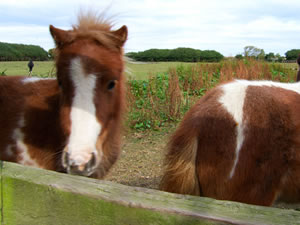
[28,60,34,76]
[297,54,300,82]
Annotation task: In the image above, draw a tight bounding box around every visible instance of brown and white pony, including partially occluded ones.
[160,79,300,206]
[0,13,127,178]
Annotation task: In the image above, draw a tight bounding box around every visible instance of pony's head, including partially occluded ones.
[49,13,127,177]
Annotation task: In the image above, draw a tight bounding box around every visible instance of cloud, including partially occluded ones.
[0,25,53,50]
[122,0,300,55]
[0,0,300,56]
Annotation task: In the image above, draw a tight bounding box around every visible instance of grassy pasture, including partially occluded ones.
[1,60,298,79]
[0,61,56,77]
[1,61,206,79]
[126,61,196,80]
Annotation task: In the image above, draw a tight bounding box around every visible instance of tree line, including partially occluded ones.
[235,46,300,62]
[1,41,299,63]
[0,42,49,61]
[285,49,300,61]
[126,48,224,62]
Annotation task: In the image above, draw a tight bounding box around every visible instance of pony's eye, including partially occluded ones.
[107,80,116,90]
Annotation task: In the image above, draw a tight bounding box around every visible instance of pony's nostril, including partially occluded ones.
[69,164,83,174]
[86,152,97,169]
[63,151,97,176]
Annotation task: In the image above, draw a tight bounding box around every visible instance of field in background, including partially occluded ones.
[0,61,195,79]
[1,60,298,79]
[126,61,196,80]
[0,61,56,77]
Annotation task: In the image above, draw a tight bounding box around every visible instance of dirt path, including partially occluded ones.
[106,125,176,189]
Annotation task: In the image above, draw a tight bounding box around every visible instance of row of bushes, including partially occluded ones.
[0,42,49,61]
[126,48,224,62]
[285,49,300,61]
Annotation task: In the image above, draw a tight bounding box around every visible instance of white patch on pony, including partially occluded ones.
[236,79,300,94]
[219,79,300,179]
[219,81,247,179]
[22,77,55,84]
[67,58,102,166]
[12,116,40,167]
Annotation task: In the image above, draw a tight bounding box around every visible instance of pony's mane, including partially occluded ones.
[70,12,120,51]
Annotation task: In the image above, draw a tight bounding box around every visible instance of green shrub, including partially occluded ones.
[126,48,224,62]
[0,42,49,61]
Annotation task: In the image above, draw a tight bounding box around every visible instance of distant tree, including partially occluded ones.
[257,49,265,60]
[235,54,243,60]
[243,46,265,59]
[140,49,158,61]
[0,42,49,61]
[265,52,275,62]
[126,48,223,62]
[275,53,285,62]
[169,48,197,62]
[201,50,224,62]
[285,49,300,60]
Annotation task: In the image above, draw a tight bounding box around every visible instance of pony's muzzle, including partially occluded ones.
[62,151,97,176]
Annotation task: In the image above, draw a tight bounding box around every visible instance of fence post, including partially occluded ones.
[1,161,300,225]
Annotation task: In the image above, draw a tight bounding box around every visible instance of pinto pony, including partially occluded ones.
[0,13,128,178]
[160,79,300,206]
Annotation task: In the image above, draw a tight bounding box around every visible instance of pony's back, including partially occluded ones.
[0,76,63,170]
[160,80,300,206]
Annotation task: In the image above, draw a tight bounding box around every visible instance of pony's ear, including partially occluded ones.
[49,25,73,48]
[111,25,128,47]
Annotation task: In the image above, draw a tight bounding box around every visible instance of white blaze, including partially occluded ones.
[67,58,102,165]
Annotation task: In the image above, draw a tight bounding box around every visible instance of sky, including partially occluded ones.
[0,0,300,57]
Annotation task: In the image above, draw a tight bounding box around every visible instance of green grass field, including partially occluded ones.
[0,61,56,77]
[126,61,196,80]
[0,61,199,79]
[0,60,298,80]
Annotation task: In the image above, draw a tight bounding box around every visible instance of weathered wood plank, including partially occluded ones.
[1,161,300,225]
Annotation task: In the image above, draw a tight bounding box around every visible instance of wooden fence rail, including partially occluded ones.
[1,161,300,225]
